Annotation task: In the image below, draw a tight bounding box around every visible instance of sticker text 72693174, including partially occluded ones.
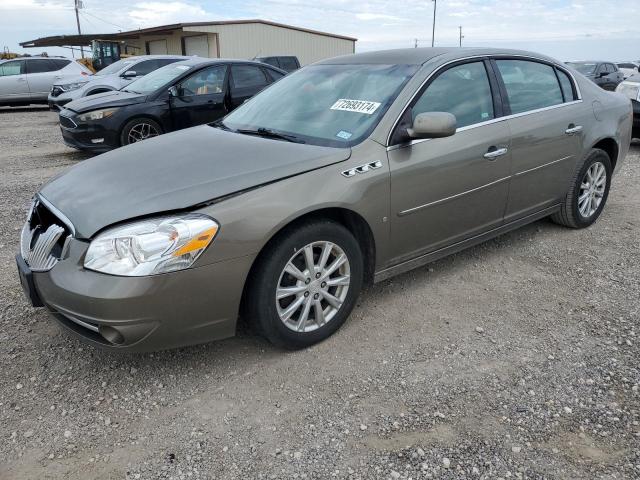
[330,99,381,115]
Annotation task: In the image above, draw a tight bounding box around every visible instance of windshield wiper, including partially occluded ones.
[236,127,305,144]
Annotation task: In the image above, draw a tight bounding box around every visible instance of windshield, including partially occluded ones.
[222,63,418,147]
[95,59,134,76]
[123,63,192,94]
[567,62,597,75]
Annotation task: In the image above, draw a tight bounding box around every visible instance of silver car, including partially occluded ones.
[0,57,90,107]
[17,48,632,352]
[48,55,190,110]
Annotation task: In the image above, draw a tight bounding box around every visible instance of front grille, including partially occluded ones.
[59,115,77,129]
[51,86,63,98]
[20,199,71,272]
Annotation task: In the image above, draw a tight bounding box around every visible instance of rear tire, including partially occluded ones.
[245,220,363,349]
[551,148,612,229]
[120,118,162,146]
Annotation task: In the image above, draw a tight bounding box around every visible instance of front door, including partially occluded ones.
[388,60,512,264]
[492,59,586,221]
[0,60,28,102]
[170,64,228,130]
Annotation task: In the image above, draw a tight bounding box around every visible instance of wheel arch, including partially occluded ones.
[85,88,113,96]
[238,207,377,326]
[589,137,619,172]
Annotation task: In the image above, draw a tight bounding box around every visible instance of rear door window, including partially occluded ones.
[279,57,299,71]
[0,60,24,76]
[412,61,494,128]
[231,65,269,89]
[556,69,576,102]
[26,59,58,74]
[495,60,563,114]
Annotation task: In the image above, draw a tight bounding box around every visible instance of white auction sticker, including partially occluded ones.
[330,99,381,115]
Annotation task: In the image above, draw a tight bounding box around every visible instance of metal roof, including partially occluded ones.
[20,19,357,48]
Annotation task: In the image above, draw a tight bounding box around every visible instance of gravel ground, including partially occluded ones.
[0,106,638,480]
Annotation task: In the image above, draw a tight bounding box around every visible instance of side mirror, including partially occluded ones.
[407,112,457,139]
[168,86,178,97]
[598,71,608,78]
[122,70,137,78]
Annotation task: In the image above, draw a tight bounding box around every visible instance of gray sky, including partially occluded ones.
[1,0,638,62]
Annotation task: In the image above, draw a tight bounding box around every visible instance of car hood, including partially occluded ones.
[40,125,351,239]
[65,90,147,113]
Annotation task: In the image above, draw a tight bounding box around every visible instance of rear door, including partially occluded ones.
[387,60,512,263]
[493,58,587,221]
[228,64,270,110]
[0,60,28,102]
[169,64,228,130]
[25,59,66,100]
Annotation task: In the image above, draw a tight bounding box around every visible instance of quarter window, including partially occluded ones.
[496,60,563,114]
[412,61,494,129]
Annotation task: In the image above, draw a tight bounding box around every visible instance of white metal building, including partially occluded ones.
[21,20,357,66]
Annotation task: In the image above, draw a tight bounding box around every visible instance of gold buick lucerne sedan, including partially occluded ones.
[17,48,632,352]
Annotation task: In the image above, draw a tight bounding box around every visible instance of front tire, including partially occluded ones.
[551,148,612,228]
[120,118,162,146]
[245,220,364,349]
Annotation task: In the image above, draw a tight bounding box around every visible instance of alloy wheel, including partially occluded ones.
[578,161,607,218]
[127,122,159,144]
[275,241,351,333]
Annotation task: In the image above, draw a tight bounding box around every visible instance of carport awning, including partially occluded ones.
[20,33,130,48]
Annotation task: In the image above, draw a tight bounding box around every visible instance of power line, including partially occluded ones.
[80,9,125,31]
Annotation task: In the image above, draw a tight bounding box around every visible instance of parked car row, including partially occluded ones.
[48,55,190,110]
[16,47,632,352]
[0,57,91,106]
[58,58,286,152]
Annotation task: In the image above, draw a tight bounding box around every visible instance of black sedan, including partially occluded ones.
[566,61,624,91]
[58,58,286,152]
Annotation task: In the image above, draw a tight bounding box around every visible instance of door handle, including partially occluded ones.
[483,147,508,160]
[565,125,583,135]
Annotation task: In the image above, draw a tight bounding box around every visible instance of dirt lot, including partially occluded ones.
[0,106,638,480]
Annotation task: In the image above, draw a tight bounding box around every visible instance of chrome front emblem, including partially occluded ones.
[341,160,383,178]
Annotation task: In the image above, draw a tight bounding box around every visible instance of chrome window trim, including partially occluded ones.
[385,53,583,148]
[387,99,583,152]
[37,193,76,236]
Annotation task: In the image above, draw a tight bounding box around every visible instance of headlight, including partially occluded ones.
[84,214,219,276]
[57,81,88,92]
[78,108,119,122]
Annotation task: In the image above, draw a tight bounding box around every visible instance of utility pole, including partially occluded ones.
[74,0,85,58]
[414,38,418,48]
[459,26,464,47]
[431,0,437,47]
